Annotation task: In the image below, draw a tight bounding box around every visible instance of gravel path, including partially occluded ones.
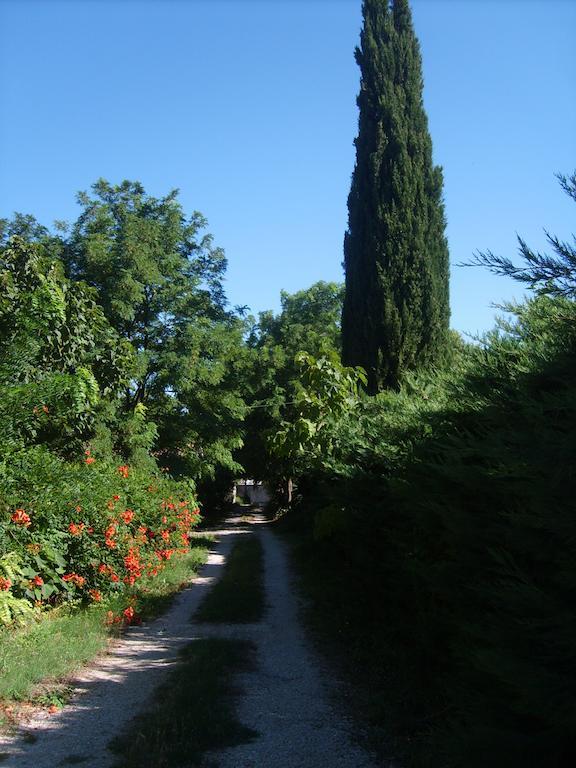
[0,513,383,767]
[204,521,380,768]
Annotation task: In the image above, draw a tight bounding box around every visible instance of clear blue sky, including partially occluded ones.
[1,0,574,336]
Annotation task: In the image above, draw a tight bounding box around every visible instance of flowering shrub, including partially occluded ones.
[0,235,206,628]
[0,446,201,624]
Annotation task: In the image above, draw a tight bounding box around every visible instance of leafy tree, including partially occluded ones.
[270,352,366,479]
[0,237,133,456]
[341,0,450,392]
[62,179,246,483]
[239,282,344,488]
[0,213,50,244]
[0,213,67,261]
[154,315,249,484]
[263,281,344,352]
[64,179,227,406]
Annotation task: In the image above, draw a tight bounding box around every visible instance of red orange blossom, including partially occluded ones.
[11,509,31,527]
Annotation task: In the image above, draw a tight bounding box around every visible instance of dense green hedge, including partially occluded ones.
[287,296,576,767]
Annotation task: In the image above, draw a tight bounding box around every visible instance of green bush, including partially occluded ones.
[282,296,576,767]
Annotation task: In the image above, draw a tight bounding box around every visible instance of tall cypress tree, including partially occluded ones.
[341,0,449,392]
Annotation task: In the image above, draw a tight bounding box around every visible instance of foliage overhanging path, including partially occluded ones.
[0,524,245,768]
[204,521,381,768]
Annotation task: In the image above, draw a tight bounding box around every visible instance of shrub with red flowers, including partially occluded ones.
[0,448,201,624]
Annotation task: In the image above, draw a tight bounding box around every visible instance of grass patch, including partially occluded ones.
[194,535,264,623]
[0,608,111,704]
[109,638,256,768]
[0,542,209,710]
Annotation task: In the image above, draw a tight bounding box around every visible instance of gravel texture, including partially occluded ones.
[0,514,383,767]
[204,520,380,768]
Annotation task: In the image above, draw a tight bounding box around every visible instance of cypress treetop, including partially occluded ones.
[342,0,450,392]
